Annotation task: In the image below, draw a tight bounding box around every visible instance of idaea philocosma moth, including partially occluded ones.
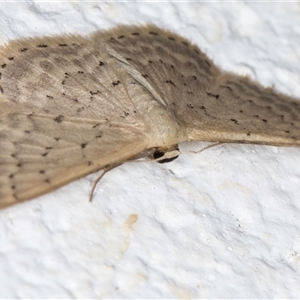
[0,25,299,209]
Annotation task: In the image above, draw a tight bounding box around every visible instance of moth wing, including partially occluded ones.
[0,34,155,209]
[0,96,151,209]
[185,74,300,147]
[103,25,300,147]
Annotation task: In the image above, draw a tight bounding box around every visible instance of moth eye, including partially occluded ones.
[153,150,165,159]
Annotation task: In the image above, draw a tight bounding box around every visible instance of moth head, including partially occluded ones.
[152,146,180,164]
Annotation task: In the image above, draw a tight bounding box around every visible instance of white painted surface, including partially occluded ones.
[0,2,300,298]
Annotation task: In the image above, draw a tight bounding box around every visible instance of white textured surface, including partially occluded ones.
[1,2,300,298]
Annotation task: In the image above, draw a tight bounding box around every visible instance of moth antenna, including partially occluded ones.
[189,142,223,154]
[89,165,119,202]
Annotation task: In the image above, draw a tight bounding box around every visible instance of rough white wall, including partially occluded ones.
[0,1,300,298]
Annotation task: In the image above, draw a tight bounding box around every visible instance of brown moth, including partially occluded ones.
[0,25,299,209]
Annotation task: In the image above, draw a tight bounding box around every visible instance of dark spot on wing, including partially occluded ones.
[90,90,100,95]
[53,115,64,123]
[166,79,176,87]
[112,80,121,86]
[206,92,220,99]
[220,85,233,91]
[76,107,84,113]
[205,60,211,67]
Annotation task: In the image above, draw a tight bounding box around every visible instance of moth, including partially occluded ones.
[0,24,299,209]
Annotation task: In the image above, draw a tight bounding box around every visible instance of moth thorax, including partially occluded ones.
[148,105,187,147]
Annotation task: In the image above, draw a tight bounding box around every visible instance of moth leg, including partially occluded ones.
[89,145,181,202]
